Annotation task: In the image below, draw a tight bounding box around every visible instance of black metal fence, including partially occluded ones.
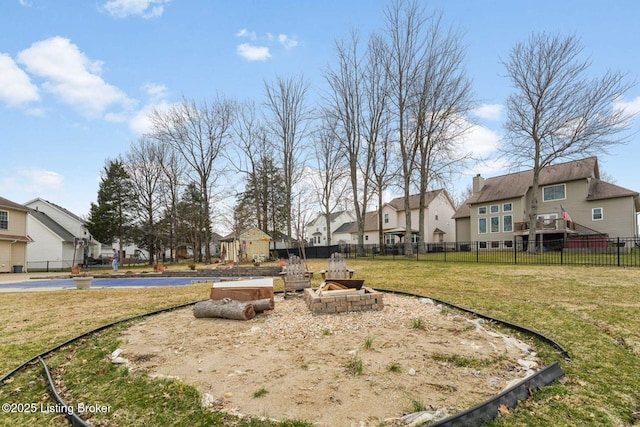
[285,236,640,267]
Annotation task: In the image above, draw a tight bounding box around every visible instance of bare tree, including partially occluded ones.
[263,75,312,246]
[363,32,395,252]
[312,113,350,247]
[383,0,430,256]
[409,12,475,251]
[156,140,185,262]
[150,96,234,261]
[323,31,374,256]
[123,136,166,264]
[502,32,635,252]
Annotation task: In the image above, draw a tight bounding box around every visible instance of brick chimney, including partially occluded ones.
[472,174,485,194]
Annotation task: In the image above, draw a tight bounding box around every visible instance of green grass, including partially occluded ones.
[2,259,640,426]
[363,335,374,350]
[344,354,364,376]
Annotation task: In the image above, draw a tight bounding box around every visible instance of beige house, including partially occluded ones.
[306,210,355,246]
[453,157,639,248]
[343,189,457,246]
[0,196,31,273]
[220,227,271,263]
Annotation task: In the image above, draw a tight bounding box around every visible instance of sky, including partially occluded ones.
[1,0,639,222]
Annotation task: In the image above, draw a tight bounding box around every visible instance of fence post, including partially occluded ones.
[514,241,517,264]
[444,243,447,262]
[617,237,621,267]
[476,241,479,263]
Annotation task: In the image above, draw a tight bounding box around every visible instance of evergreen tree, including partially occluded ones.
[86,160,136,255]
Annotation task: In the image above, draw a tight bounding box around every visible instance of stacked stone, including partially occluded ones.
[304,287,384,314]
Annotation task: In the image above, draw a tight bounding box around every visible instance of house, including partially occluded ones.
[0,196,31,273]
[342,189,457,246]
[220,227,271,263]
[24,198,102,266]
[453,157,640,248]
[306,210,355,246]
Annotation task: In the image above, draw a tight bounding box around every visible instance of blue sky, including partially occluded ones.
[1,0,639,219]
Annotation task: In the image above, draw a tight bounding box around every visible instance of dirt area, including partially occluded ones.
[118,293,540,426]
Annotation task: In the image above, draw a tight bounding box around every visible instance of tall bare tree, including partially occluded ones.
[383,0,430,256]
[312,113,349,247]
[263,75,311,245]
[502,32,635,252]
[123,136,165,264]
[408,12,475,251]
[323,31,374,256]
[150,96,234,261]
[156,140,185,262]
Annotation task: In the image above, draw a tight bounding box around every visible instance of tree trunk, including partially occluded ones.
[193,299,256,320]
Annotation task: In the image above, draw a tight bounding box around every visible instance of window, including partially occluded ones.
[384,213,389,224]
[365,235,369,241]
[435,210,439,221]
[490,216,499,233]
[503,215,513,232]
[503,202,513,212]
[0,210,7,230]
[478,218,487,234]
[543,184,566,201]
[479,241,487,249]
[478,206,487,215]
[411,234,420,244]
[385,234,396,244]
[491,241,500,248]
[490,205,499,214]
[592,208,603,221]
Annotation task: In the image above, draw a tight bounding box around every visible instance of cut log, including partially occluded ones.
[193,298,255,320]
[251,298,275,313]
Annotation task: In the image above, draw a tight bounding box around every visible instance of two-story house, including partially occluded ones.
[0,196,31,273]
[453,157,639,249]
[342,189,457,246]
[24,198,102,268]
[306,210,355,246]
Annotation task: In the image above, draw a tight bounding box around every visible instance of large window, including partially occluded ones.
[490,216,500,233]
[592,207,603,221]
[503,215,513,232]
[385,234,396,244]
[0,210,7,230]
[543,184,566,201]
[478,206,487,215]
[503,202,513,212]
[490,204,499,214]
[479,218,487,234]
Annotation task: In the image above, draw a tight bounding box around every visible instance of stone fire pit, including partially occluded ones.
[303,286,384,314]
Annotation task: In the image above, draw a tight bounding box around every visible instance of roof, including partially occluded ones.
[306,210,352,226]
[220,227,272,242]
[29,210,77,242]
[0,196,29,212]
[24,197,84,222]
[386,189,452,211]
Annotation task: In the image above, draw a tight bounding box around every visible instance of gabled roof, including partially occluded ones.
[306,210,352,226]
[0,196,29,212]
[29,210,76,242]
[24,197,84,222]
[220,227,272,242]
[386,189,453,211]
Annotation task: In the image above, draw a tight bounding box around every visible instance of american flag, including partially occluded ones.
[561,205,572,222]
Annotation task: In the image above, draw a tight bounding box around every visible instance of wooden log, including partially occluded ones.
[251,298,274,313]
[193,298,255,320]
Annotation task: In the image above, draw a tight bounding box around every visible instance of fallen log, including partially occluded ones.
[251,298,275,313]
[193,298,255,320]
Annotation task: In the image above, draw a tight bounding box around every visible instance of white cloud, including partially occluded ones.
[128,83,171,134]
[235,29,298,61]
[19,0,32,7]
[237,43,271,61]
[460,123,502,158]
[473,103,503,121]
[614,95,640,116]
[0,53,39,107]
[236,28,257,40]
[278,34,298,50]
[0,168,64,194]
[102,0,170,19]
[16,37,133,117]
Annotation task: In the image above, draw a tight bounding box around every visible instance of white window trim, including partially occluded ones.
[0,210,8,230]
[478,217,487,234]
[490,216,500,233]
[503,202,513,212]
[490,204,500,214]
[542,183,567,202]
[592,207,603,221]
[478,206,487,215]
[503,214,513,232]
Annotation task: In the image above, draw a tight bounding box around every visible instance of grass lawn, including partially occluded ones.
[0,260,639,426]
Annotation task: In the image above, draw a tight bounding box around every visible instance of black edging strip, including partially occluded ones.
[2,289,568,427]
[39,357,91,427]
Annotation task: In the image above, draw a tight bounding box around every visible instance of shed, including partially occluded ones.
[220,227,272,263]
